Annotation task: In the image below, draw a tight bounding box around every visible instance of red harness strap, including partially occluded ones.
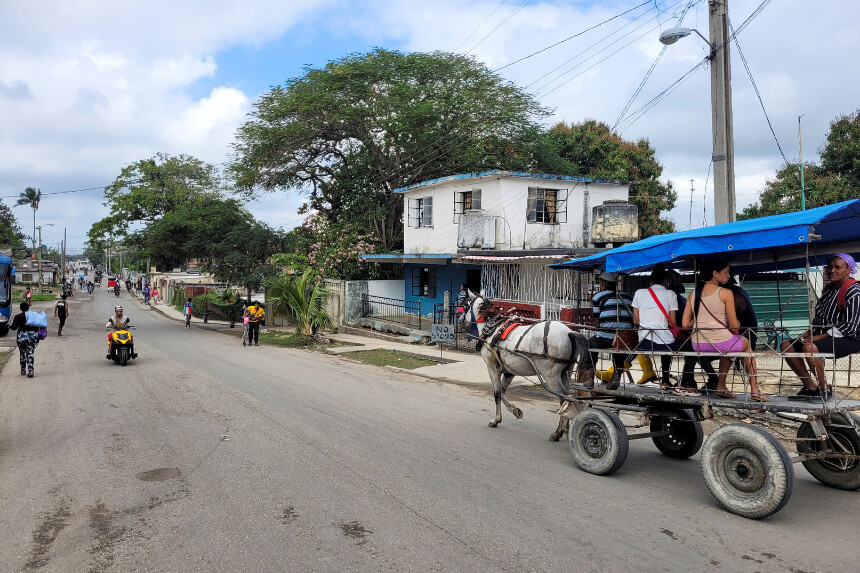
[500,322,523,341]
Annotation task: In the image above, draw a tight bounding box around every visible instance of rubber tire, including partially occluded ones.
[568,409,629,476]
[701,424,794,519]
[119,347,129,367]
[797,413,860,490]
[650,409,704,459]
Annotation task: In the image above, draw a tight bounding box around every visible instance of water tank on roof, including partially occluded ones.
[591,200,639,247]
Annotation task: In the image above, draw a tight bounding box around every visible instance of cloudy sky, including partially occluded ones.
[1,0,858,254]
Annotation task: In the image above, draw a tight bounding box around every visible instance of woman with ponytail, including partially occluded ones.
[681,258,767,401]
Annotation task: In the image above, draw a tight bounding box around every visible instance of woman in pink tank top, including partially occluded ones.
[682,258,767,401]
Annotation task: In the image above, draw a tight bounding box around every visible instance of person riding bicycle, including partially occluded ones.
[105,305,132,358]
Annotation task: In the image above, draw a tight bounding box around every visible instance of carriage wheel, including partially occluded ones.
[650,409,704,459]
[701,424,794,519]
[797,413,860,491]
[568,409,629,476]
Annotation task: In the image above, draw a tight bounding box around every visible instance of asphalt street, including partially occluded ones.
[0,286,857,572]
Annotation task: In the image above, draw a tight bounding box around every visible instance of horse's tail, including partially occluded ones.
[566,331,590,371]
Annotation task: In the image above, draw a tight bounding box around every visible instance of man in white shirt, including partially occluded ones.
[632,265,679,388]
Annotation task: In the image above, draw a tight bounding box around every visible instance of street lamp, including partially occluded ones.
[659,0,736,225]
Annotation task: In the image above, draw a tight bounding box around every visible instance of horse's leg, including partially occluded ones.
[499,372,523,419]
[486,363,504,428]
[549,364,571,442]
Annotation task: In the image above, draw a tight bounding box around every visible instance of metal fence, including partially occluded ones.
[432,302,477,353]
[361,294,421,328]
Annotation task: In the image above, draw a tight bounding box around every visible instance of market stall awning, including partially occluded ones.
[551,199,860,274]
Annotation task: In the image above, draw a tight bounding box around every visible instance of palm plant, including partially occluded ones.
[265,269,332,339]
[15,187,42,251]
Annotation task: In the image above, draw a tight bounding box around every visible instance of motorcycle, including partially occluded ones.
[107,326,136,366]
[114,286,121,297]
[87,282,94,294]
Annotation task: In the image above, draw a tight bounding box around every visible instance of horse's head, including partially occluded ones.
[459,289,494,327]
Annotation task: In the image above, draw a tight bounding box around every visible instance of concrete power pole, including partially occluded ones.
[37,226,43,294]
[709,0,736,225]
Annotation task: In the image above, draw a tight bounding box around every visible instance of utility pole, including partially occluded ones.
[709,0,736,225]
[798,115,806,210]
[37,226,43,294]
[62,227,66,281]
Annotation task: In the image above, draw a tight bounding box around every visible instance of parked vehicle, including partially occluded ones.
[0,254,13,337]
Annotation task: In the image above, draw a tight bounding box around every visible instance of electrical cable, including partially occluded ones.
[728,16,787,164]
[453,0,508,53]
[465,0,534,55]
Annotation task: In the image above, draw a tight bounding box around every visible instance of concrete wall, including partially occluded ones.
[367,280,402,300]
[402,174,629,254]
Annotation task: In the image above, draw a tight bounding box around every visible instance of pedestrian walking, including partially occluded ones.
[151,287,158,305]
[143,284,151,304]
[244,301,265,346]
[9,302,41,378]
[54,294,69,336]
[25,286,32,304]
[184,297,193,328]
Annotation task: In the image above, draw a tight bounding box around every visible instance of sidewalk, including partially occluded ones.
[127,290,237,332]
[323,332,533,390]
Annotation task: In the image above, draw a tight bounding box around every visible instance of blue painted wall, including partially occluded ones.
[403,262,481,317]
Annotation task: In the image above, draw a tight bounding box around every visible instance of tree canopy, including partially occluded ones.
[88,153,221,247]
[536,120,677,237]
[0,201,26,250]
[230,48,549,250]
[740,110,860,219]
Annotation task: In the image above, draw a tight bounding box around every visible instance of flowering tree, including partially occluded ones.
[275,214,399,280]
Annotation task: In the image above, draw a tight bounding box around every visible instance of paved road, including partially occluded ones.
[0,288,856,572]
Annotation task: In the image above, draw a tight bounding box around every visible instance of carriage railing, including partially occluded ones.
[361,294,421,328]
[575,323,860,402]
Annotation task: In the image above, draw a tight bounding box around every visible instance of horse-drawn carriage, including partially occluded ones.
[463,199,860,519]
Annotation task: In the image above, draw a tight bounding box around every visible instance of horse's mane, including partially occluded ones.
[476,297,499,319]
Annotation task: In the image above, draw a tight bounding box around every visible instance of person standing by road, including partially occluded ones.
[9,302,40,377]
[244,301,265,346]
[25,286,32,305]
[150,286,158,305]
[54,294,69,336]
[143,284,151,305]
[184,298,193,328]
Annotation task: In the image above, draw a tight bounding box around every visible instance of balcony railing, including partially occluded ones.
[361,294,421,328]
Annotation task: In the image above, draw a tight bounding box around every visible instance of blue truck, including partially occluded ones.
[0,254,13,336]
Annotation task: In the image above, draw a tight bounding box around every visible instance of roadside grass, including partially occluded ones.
[258,331,356,351]
[341,348,438,370]
[17,294,56,302]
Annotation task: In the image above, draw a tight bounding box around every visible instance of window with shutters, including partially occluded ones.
[411,266,437,297]
[453,189,482,223]
[526,188,567,224]
[407,196,434,227]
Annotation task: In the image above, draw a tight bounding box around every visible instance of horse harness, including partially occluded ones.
[476,311,566,364]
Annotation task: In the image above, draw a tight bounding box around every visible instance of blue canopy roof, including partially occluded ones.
[552,199,860,274]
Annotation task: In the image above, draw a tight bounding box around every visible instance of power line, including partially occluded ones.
[465,0,534,54]
[492,0,654,72]
[453,0,508,53]
[2,185,106,200]
[728,16,787,163]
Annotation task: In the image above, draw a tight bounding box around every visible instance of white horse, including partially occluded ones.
[459,291,591,441]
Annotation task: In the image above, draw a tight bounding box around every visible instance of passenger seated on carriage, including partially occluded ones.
[682,258,767,401]
[632,265,685,391]
[680,273,758,392]
[587,273,657,389]
[782,253,860,401]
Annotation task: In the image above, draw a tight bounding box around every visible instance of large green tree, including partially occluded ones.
[230,48,549,250]
[88,153,221,248]
[0,201,25,249]
[740,110,860,219]
[536,120,677,237]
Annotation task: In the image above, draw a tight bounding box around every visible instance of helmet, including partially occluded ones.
[114,306,123,312]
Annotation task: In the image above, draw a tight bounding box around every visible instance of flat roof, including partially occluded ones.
[394,170,629,193]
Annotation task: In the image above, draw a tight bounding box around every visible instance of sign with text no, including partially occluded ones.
[431,324,456,343]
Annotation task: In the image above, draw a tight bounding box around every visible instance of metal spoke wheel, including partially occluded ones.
[568,409,629,476]
[797,413,860,491]
[650,409,704,459]
[701,424,794,519]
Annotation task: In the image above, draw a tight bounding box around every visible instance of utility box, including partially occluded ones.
[591,200,639,247]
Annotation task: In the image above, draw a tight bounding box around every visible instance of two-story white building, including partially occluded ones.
[364,170,634,320]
